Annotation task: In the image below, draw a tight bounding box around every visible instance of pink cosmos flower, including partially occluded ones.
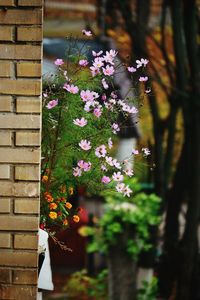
[132,149,139,155]
[54,58,64,66]
[80,90,99,102]
[104,50,118,64]
[136,58,149,68]
[112,171,124,182]
[105,156,114,166]
[79,140,91,151]
[93,57,104,68]
[90,66,100,77]
[92,50,103,57]
[108,138,113,149]
[127,66,136,73]
[63,84,79,94]
[139,76,148,82]
[79,59,88,67]
[46,99,58,109]
[93,107,102,118]
[112,123,120,134]
[123,185,132,197]
[124,168,134,177]
[82,29,92,36]
[142,147,151,156]
[73,117,87,127]
[95,145,107,158]
[103,65,115,76]
[102,94,107,101]
[116,182,125,193]
[102,78,109,89]
[77,160,91,172]
[101,164,107,172]
[101,176,111,184]
[73,167,82,177]
[128,106,138,114]
[112,159,121,169]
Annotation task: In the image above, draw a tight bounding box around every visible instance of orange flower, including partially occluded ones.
[44,192,53,203]
[49,212,57,219]
[57,211,62,217]
[73,215,80,223]
[65,202,72,209]
[63,219,68,226]
[42,175,48,183]
[49,203,57,210]
[69,187,74,195]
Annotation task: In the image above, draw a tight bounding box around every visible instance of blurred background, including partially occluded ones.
[42,0,200,299]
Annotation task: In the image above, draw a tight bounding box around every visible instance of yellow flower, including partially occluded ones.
[49,212,57,219]
[49,203,57,210]
[69,187,74,195]
[73,215,80,223]
[65,202,72,209]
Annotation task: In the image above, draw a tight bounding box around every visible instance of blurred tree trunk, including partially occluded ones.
[107,229,137,300]
[176,0,200,298]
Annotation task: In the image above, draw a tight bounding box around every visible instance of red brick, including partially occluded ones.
[0,9,42,25]
[0,215,38,231]
[13,269,37,284]
[0,44,41,60]
[0,285,37,299]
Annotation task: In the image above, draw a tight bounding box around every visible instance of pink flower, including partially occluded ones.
[43,93,48,98]
[127,66,136,73]
[80,90,99,102]
[139,76,148,82]
[108,138,113,149]
[101,164,107,172]
[142,147,151,156]
[78,160,91,172]
[105,156,114,166]
[90,66,100,77]
[63,84,79,94]
[102,78,109,89]
[104,50,117,64]
[79,140,91,151]
[93,57,104,68]
[102,94,107,101]
[128,106,138,114]
[93,107,102,118]
[124,168,134,177]
[73,117,87,127]
[95,145,107,158]
[83,162,91,172]
[54,58,64,66]
[112,123,120,134]
[116,182,125,193]
[82,29,92,36]
[112,171,124,182]
[92,50,103,57]
[79,59,88,67]
[103,65,115,76]
[123,185,132,197]
[112,159,121,169]
[46,99,58,109]
[101,176,111,184]
[136,58,149,68]
[73,167,82,177]
[132,149,139,155]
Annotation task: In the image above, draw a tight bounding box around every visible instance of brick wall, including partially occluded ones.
[0,1,43,299]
